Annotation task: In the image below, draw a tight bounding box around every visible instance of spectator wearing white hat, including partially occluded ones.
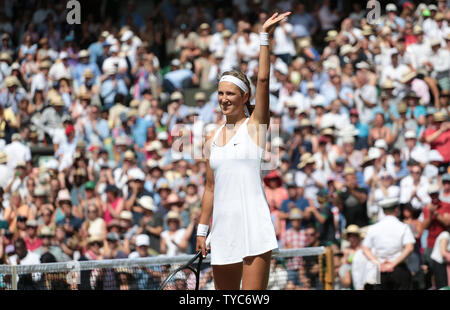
[128,233,163,289]
[401,130,428,164]
[379,3,406,33]
[101,44,128,74]
[129,233,151,259]
[423,150,444,184]
[100,66,128,110]
[134,196,163,253]
[362,197,415,290]
[124,167,153,214]
[277,80,305,117]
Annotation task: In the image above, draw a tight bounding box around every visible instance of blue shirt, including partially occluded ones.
[280,197,312,229]
[290,13,317,37]
[132,117,154,148]
[88,41,103,64]
[319,82,354,107]
[84,118,110,146]
[164,69,193,90]
[72,62,101,84]
[355,122,370,138]
[100,76,128,107]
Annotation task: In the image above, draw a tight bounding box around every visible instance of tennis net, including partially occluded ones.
[0,247,332,290]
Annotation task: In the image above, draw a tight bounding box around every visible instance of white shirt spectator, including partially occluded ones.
[49,61,71,82]
[354,84,377,124]
[428,47,450,77]
[402,144,429,164]
[4,141,31,170]
[113,167,130,190]
[209,32,224,54]
[321,111,349,130]
[380,62,409,94]
[294,170,326,204]
[423,18,438,37]
[273,23,296,57]
[102,55,128,73]
[236,32,259,60]
[399,175,430,209]
[161,228,187,257]
[430,231,450,264]
[277,89,305,115]
[352,248,377,290]
[318,5,339,31]
[7,250,42,282]
[406,41,432,70]
[220,43,239,73]
[0,163,13,189]
[369,185,400,220]
[362,215,416,263]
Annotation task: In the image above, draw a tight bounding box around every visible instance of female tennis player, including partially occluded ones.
[196,11,291,290]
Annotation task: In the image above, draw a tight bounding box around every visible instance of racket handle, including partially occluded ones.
[205,234,211,248]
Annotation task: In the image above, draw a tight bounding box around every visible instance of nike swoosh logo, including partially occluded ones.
[234,143,239,146]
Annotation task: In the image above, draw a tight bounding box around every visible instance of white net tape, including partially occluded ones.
[0,247,326,275]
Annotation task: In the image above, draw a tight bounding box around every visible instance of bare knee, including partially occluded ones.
[213,263,243,290]
[242,251,272,290]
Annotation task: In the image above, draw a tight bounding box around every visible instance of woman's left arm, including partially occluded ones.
[251,12,291,126]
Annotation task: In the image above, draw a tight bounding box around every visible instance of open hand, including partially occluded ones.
[261,12,292,34]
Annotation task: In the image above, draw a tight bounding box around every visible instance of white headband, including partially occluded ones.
[219,75,249,93]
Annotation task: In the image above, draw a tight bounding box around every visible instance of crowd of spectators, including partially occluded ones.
[0,0,449,290]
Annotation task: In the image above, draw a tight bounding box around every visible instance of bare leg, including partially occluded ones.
[242,251,272,290]
[212,262,243,290]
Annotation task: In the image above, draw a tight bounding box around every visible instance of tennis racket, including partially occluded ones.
[159,234,211,290]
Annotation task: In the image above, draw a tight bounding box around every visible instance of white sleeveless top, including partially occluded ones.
[209,117,278,265]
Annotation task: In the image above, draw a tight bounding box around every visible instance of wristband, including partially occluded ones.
[197,224,209,237]
[260,32,269,46]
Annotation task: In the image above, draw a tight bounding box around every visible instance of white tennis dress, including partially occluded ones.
[209,117,278,265]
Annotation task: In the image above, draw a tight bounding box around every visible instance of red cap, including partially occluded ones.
[402,2,413,9]
[318,136,328,144]
[350,108,359,115]
[65,125,75,135]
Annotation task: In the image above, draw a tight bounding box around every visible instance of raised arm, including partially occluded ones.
[251,12,291,126]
